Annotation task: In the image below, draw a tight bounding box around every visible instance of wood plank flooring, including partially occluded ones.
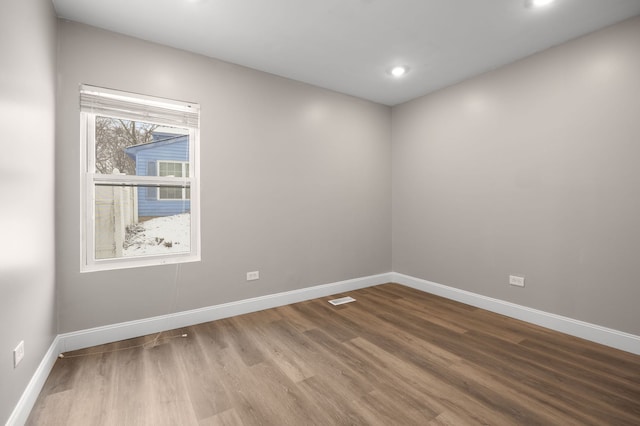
[27,284,640,425]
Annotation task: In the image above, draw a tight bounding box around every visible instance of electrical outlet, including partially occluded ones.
[509,275,525,287]
[246,271,260,281]
[14,341,25,368]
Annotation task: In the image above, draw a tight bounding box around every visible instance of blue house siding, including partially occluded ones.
[125,134,191,218]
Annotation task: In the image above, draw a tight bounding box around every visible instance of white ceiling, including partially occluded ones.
[52,0,640,106]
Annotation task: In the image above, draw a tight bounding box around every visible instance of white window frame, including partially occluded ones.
[157,161,190,200]
[80,85,201,272]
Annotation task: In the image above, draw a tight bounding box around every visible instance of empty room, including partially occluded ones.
[2,0,640,424]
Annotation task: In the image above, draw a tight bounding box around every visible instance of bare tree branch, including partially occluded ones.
[95,118,159,175]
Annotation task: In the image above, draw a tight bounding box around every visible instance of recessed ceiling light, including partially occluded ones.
[390,66,409,78]
[526,0,555,8]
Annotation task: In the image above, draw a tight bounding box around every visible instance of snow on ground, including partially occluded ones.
[123,213,190,257]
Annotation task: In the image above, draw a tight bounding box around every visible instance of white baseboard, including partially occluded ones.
[6,336,62,426]
[58,272,393,353]
[392,272,640,355]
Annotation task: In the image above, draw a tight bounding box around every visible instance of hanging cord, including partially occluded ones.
[148,263,184,348]
[58,332,188,359]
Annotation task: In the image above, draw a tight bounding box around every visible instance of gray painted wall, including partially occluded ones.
[56,21,392,333]
[392,16,640,335]
[0,0,57,423]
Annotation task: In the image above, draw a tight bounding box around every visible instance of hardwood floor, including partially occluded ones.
[27,284,640,425]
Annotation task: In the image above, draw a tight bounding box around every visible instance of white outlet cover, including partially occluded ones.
[14,341,25,368]
[246,271,260,281]
[509,275,525,287]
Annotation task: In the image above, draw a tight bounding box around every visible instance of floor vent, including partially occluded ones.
[328,296,356,306]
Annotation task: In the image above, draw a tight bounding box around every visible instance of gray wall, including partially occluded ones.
[392,16,640,335]
[0,0,57,423]
[56,21,391,333]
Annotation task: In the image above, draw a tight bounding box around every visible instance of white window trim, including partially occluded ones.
[80,85,201,272]
[157,160,190,201]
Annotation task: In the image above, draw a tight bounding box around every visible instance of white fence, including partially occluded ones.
[95,181,137,259]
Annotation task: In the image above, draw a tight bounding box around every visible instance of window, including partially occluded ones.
[80,85,200,272]
[158,161,190,200]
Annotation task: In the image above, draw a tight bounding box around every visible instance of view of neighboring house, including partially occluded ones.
[125,128,191,219]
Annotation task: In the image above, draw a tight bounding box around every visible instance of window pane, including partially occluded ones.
[95,117,190,176]
[157,161,189,200]
[159,186,184,200]
[158,161,185,178]
[95,184,191,260]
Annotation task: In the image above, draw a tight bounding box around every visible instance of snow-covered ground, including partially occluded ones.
[123,213,190,256]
